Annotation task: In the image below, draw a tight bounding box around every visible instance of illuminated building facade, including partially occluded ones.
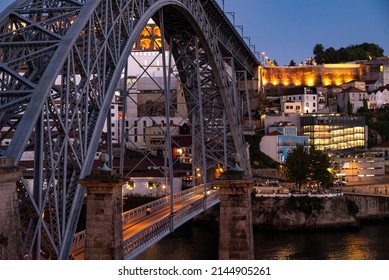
[280,87,319,113]
[259,57,389,91]
[301,114,366,151]
[260,121,309,162]
[329,151,385,183]
[337,87,369,113]
[260,64,363,89]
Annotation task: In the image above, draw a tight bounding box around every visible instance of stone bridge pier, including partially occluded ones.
[213,177,255,260]
[79,159,124,260]
[0,157,24,260]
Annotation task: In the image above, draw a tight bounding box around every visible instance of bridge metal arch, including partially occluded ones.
[0,0,257,259]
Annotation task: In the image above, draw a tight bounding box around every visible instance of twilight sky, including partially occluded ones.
[1,0,388,66]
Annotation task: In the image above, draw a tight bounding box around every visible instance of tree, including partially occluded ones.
[245,134,278,169]
[282,145,310,191]
[313,43,325,64]
[282,145,334,191]
[308,146,333,188]
[289,59,296,66]
[312,42,384,63]
[347,100,353,115]
[324,47,339,63]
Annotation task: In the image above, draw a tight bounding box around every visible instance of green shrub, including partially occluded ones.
[346,199,359,216]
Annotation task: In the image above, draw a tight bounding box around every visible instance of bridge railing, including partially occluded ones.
[122,195,170,226]
[174,185,205,203]
[205,190,220,208]
[123,190,219,259]
[72,186,219,259]
[173,198,204,228]
[71,230,86,257]
[122,185,206,226]
[123,216,172,258]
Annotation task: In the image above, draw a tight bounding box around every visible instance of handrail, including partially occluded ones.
[122,185,205,226]
[123,216,171,257]
[72,186,220,259]
[122,195,169,226]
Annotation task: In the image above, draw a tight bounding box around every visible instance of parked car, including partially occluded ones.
[266,179,279,186]
[335,180,346,186]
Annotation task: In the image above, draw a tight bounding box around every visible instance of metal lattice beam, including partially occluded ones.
[0,0,257,259]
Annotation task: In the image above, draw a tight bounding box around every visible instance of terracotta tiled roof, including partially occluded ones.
[340,86,365,93]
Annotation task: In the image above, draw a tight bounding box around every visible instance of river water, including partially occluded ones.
[135,222,389,260]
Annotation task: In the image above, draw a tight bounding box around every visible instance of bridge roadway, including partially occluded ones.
[71,186,220,260]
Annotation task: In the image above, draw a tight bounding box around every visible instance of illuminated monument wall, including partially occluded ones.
[260,64,366,88]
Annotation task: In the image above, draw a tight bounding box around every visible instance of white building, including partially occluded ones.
[280,87,318,113]
[282,100,302,114]
[329,151,385,183]
[362,57,389,92]
[368,84,389,109]
[260,121,309,163]
[337,87,369,113]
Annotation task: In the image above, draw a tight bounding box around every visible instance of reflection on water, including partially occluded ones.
[136,222,389,260]
[136,224,219,260]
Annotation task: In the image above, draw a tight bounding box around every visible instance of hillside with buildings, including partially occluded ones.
[255,57,389,185]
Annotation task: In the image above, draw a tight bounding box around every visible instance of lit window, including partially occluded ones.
[140,26,152,37]
[140,39,151,49]
[155,39,162,49]
[154,26,161,37]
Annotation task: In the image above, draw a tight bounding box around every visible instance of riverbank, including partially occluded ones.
[252,194,359,230]
[194,193,389,230]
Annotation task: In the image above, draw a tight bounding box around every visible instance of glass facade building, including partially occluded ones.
[301,114,366,151]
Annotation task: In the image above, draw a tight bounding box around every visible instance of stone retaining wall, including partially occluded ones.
[344,193,389,220]
[343,183,389,196]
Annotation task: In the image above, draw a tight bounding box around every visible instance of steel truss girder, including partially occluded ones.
[0,0,256,259]
[170,35,233,176]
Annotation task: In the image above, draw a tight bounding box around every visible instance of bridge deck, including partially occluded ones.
[72,190,219,260]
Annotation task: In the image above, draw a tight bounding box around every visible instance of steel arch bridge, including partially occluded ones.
[0,0,258,259]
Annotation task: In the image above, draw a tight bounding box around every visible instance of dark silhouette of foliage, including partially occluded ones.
[289,59,297,66]
[360,110,389,145]
[282,145,333,190]
[312,42,384,63]
[313,43,325,64]
[346,199,359,216]
[245,134,279,168]
[282,145,310,191]
[308,146,333,188]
